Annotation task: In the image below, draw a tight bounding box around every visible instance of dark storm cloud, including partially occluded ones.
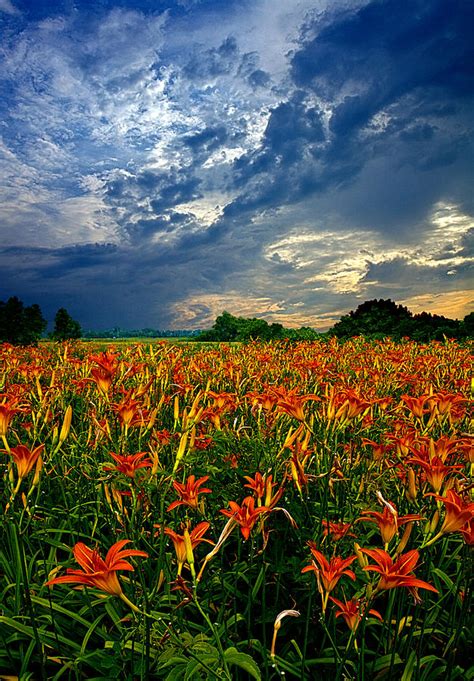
[1,0,472,330]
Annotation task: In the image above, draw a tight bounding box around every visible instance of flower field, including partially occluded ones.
[0,338,472,680]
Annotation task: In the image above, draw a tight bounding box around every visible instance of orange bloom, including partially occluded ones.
[359,502,422,545]
[329,596,382,632]
[431,489,474,535]
[163,522,214,575]
[407,454,463,493]
[0,402,22,438]
[45,539,148,596]
[9,444,44,481]
[322,520,356,541]
[167,475,212,511]
[105,451,152,479]
[243,472,284,508]
[400,394,431,419]
[220,496,270,540]
[361,548,438,598]
[301,544,356,593]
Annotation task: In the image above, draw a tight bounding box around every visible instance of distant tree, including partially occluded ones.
[330,299,413,339]
[461,311,474,337]
[0,296,47,345]
[52,308,82,340]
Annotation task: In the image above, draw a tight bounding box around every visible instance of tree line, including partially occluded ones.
[0,297,81,345]
[0,296,472,345]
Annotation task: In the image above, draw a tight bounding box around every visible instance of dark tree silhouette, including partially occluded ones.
[0,297,47,345]
[52,308,82,340]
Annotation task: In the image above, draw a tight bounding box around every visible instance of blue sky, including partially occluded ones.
[0,0,472,330]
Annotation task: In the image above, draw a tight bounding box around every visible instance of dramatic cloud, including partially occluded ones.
[0,0,472,330]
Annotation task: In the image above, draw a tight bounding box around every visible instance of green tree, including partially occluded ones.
[330,299,413,339]
[0,297,47,345]
[52,307,82,340]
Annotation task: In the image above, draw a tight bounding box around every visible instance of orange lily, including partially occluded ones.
[322,520,356,541]
[9,444,44,482]
[359,500,422,546]
[426,489,474,543]
[361,548,438,599]
[329,596,382,632]
[45,540,148,606]
[105,451,152,479]
[167,475,212,511]
[243,472,284,508]
[220,496,270,540]
[163,521,214,575]
[302,543,356,612]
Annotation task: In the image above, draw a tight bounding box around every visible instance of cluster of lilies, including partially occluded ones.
[0,335,472,656]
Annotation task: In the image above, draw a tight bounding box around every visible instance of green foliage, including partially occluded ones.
[330,298,468,341]
[0,296,47,345]
[52,307,82,340]
[197,311,320,342]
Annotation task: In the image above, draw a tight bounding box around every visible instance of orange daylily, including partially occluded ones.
[361,548,438,599]
[163,521,214,575]
[9,444,44,482]
[167,475,212,511]
[220,496,270,540]
[329,596,382,632]
[359,501,422,545]
[302,544,357,593]
[429,489,474,537]
[322,520,356,541]
[105,451,152,479]
[0,401,23,438]
[45,539,148,599]
[243,472,284,508]
[302,543,356,612]
[407,454,464,494]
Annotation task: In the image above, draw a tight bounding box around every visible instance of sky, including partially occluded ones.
[0,0,472,331]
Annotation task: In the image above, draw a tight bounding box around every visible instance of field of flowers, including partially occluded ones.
[0,337,472,680]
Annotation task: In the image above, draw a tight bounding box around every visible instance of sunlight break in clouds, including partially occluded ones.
[0,0,472,329]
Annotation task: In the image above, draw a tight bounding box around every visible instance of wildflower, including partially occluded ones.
[361,548,438,600]
[322,520,356,542]
[271,609,300,658]
[105,451,152,479]
[9,444,44,482]
[45,540,148,607]
[329,596,382,632]
[0,402,22,438]
[359,496,422,546]
[302,543,356,612]
[167,475,212,511]
[427,489,474,540]
[163,522,214,576]
[220,496,270,540]
[243,472,283,508]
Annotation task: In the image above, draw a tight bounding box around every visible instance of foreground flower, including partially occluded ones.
[361,548,438,600]
[167,474,212,511]
[45,540,148,609]
[220,496,270,540]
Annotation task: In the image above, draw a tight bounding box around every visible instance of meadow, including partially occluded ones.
[0,337,472,680]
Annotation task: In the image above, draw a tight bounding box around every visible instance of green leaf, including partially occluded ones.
[401,651,417,681]
[223,647,261,680]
